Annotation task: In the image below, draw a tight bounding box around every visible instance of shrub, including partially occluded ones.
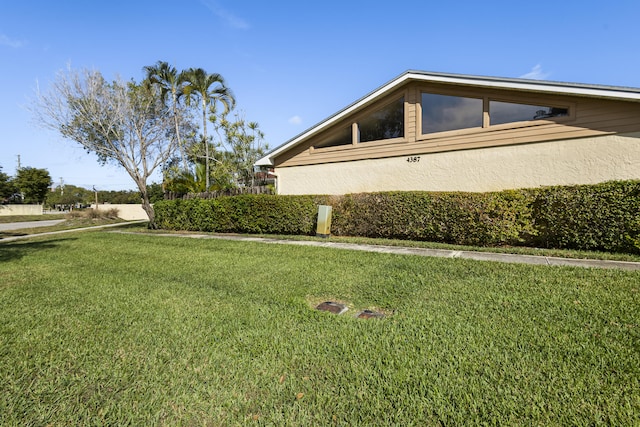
[65,208,120,220]
[154,180,640,254]
[154,195,331,235]
[532,180,640,253]
[332,190,536,246]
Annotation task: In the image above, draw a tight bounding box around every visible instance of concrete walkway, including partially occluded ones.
[0,219,65,231]
[0,220,147,242]
[2,223,640,271]
[140,232,640,271]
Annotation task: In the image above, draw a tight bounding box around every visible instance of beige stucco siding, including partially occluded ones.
[275,133,640,195]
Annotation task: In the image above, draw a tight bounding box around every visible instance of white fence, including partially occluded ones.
[91,204,149,220]
[0,204,43,216]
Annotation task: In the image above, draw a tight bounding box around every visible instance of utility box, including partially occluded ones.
[316,205,332,238]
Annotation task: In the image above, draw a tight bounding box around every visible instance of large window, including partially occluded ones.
[314,126,352,149]
[421,91,570,136]
[421,93,483,134]
[489,101,568,125]
[312,96,405,150]
[312,90,571,151]
[359,97,404,142]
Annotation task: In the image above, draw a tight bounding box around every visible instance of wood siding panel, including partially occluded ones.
[280,129,614,167]
[405,89,417,143]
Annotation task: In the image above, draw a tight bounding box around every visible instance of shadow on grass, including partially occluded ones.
[0,231,30,239]
[0,237,77,262]
[114,221,150,230]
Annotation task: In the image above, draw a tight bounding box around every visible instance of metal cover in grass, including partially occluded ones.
[315,301,348,314]
[357,309,384,319]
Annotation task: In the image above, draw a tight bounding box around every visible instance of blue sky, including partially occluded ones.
[1,0,639,190]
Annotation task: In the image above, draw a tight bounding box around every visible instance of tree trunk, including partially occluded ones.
[140,190,156,229]
[172,90,188,171]
[202,98,209,191]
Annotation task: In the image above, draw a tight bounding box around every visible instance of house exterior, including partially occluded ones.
[255,71,640,195]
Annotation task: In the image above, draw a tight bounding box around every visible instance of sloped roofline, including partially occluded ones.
[256,70,640,166]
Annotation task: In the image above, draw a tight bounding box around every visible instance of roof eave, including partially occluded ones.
[256,71,640,167]
[406,70,640,101]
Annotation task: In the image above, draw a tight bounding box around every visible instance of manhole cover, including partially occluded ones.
[315,301,348,314]
[357,309,384,319]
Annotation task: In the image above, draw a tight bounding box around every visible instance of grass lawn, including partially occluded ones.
[0,231,638,425]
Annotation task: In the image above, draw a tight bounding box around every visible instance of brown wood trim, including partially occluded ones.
[274,81,640,168]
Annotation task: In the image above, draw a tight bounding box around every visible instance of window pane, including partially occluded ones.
[359,97,404,143]
[421,93,483,134]
[490,101,568,125]
[314,126,352,148]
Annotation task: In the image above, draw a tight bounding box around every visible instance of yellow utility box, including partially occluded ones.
[316,205,332,238]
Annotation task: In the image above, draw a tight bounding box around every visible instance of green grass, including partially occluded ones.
[1,232,638,425]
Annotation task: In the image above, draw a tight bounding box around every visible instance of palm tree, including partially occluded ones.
[143,61,188,168]
[163,162,207,193]
[181,67,235,191]
[164,160,234,193]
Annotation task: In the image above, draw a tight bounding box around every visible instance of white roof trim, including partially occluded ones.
[256,71,640,166]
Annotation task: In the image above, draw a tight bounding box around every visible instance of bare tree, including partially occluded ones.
[32,67,183,227]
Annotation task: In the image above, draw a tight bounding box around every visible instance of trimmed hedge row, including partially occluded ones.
[154,195,331,235]
[531,180,640,253]
[330,190,536,246]
[153,180,640,254]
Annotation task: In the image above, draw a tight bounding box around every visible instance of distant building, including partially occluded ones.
[256,71,640,195]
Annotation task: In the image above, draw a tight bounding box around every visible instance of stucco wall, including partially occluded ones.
[0,205,43,216]
[275,133,640,195]
[91,204,149,220]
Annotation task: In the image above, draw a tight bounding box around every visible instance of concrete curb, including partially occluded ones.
[125,232,640,271]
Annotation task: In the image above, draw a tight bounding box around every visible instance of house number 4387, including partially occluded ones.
[406,156,421,163]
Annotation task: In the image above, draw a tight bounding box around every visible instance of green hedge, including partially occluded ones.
[153,180,640,254]
[330,190,535,246]
[154,195,331,235]
[531,180,640,253]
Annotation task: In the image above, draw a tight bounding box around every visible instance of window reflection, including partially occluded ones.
[314,126,352,148]
[359,97,404,142]
[421,93,483,134]
[490,101,568,125]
